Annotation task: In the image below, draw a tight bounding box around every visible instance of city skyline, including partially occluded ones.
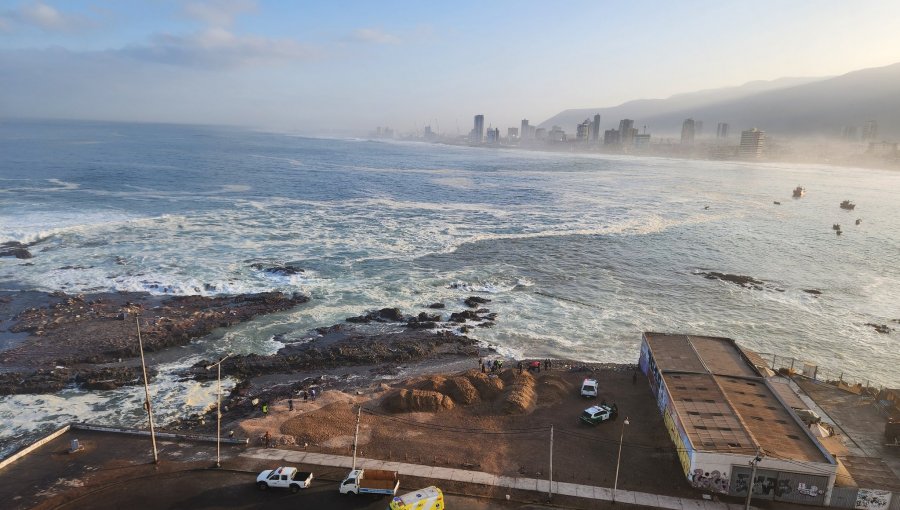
[2,1,900,134]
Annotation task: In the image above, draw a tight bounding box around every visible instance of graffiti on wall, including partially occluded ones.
[855,489,891,510]
[691,469,730,493]
[662,408,692,477]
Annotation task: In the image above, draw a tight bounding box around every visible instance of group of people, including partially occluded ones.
[481,357,557,374]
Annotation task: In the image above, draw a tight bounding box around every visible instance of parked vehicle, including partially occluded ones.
[390,486,444,510]
[886,418,900,445]
[256,467,313,493]
[580,404,617,425]
[339,468,400,496]
[580,378,599,398]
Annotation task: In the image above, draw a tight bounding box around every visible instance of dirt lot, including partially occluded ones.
[238,363,696,498]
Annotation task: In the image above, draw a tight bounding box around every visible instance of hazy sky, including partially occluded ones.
[2,0,900,135]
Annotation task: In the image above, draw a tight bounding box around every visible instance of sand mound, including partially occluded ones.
[382,389,455,413]
[414,375,448,393]
[444,375,480,405]
[502,370,537,414]
[463,370,504,399]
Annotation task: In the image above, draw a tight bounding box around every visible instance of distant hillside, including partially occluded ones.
[541,62,900,139]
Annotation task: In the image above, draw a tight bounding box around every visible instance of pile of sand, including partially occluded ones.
[382,389,455,413]
[382,368,540,415]
[500,370,537,414]
[534,374,574,406]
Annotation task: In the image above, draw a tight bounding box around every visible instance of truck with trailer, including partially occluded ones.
[255,467,313,492]
[390,486,444,510]
[339,468,400,496]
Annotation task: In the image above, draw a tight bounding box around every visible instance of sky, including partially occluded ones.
[2,0,900,135]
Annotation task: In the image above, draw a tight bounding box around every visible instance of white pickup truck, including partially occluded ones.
[256,466,313,493]
[339,468,400,496]
[580,378,599,398]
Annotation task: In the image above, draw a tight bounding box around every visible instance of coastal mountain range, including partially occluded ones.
[540,62,900,139]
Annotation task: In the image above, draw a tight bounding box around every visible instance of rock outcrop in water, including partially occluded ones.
[0,241,33,259]
[865,323,892,334]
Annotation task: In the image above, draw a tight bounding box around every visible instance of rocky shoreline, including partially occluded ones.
[0,290,309,395]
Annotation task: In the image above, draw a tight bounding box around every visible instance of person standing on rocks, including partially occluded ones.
[262,402,268,416]
[288,398,294,411]
[264,431,271,448]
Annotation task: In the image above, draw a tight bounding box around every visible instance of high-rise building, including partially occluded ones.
[739,128,766,158]
[486,127,500,144]
[591,114,601,142]
[618,119,635,145]
[548,125,566,142]
[716,122,729,139]
[681,118,695,145]
[473,115,485,143]
[604,129,620,145]
[576,118,593,142]
[694,121,703,138]
[520,119,531,140]
[534,127,547,139]
[634,133,651,148]
[862,120,878,141]
[507,127,519,140]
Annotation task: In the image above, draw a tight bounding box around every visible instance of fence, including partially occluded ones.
[758,352,898,412]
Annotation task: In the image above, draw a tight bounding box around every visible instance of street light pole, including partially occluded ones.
[613,416,630,503]
[548,425,554,501]
[744,449,765,510]
[136,317,159,464]
[206,352,233,468]
[352,405,361,470]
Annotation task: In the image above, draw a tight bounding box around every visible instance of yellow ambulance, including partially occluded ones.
[389,486,444,510]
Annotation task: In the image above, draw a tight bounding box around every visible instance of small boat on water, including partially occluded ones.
[855,218,862,225]
[840,200,856,210]
[773,201,781,205]
[793,186,806,198]
[832,224,841,231]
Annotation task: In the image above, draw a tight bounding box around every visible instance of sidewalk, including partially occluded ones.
[241,448,748,510]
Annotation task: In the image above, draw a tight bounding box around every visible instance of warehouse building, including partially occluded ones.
[639,332,838,505]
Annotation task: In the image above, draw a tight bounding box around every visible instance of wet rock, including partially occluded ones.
[802,289,822,295]
[449,310,481,322]
[346,307,405,323]
[697,271,767,290]
[427,302,446,309]
[865,323,892,334]
[0,242,32,259]
[465,296,491,308]
[250,263,304,276]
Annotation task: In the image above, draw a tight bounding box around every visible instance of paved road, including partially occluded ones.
[51,469,528,510]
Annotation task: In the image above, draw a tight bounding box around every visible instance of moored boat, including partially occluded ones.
[792,186,806,198]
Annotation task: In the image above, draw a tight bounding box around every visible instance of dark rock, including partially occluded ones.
[346,307,405,324]
[449,310,480,323]
[802,289,822,295]
[464,296,491,308]
[427,302,446,309]
[865,323,892,334]
[250,263,304,276]
[0,241,32,259]
[697,271,767,290]
[315,324,344,335]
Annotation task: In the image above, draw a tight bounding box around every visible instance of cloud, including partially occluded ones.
[351,28,401,45]
[118,27,318,68]
[182,0,257,28]
[0,1,93,32]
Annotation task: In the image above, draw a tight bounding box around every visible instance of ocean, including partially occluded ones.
[1,119,898,452]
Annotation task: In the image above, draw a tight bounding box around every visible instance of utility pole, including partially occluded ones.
[548,425,554,501]
[206,352,233,468]
[745,449,765,510]
[352,405,361,470]
[136,317,159,464]
[613,416,630,503]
